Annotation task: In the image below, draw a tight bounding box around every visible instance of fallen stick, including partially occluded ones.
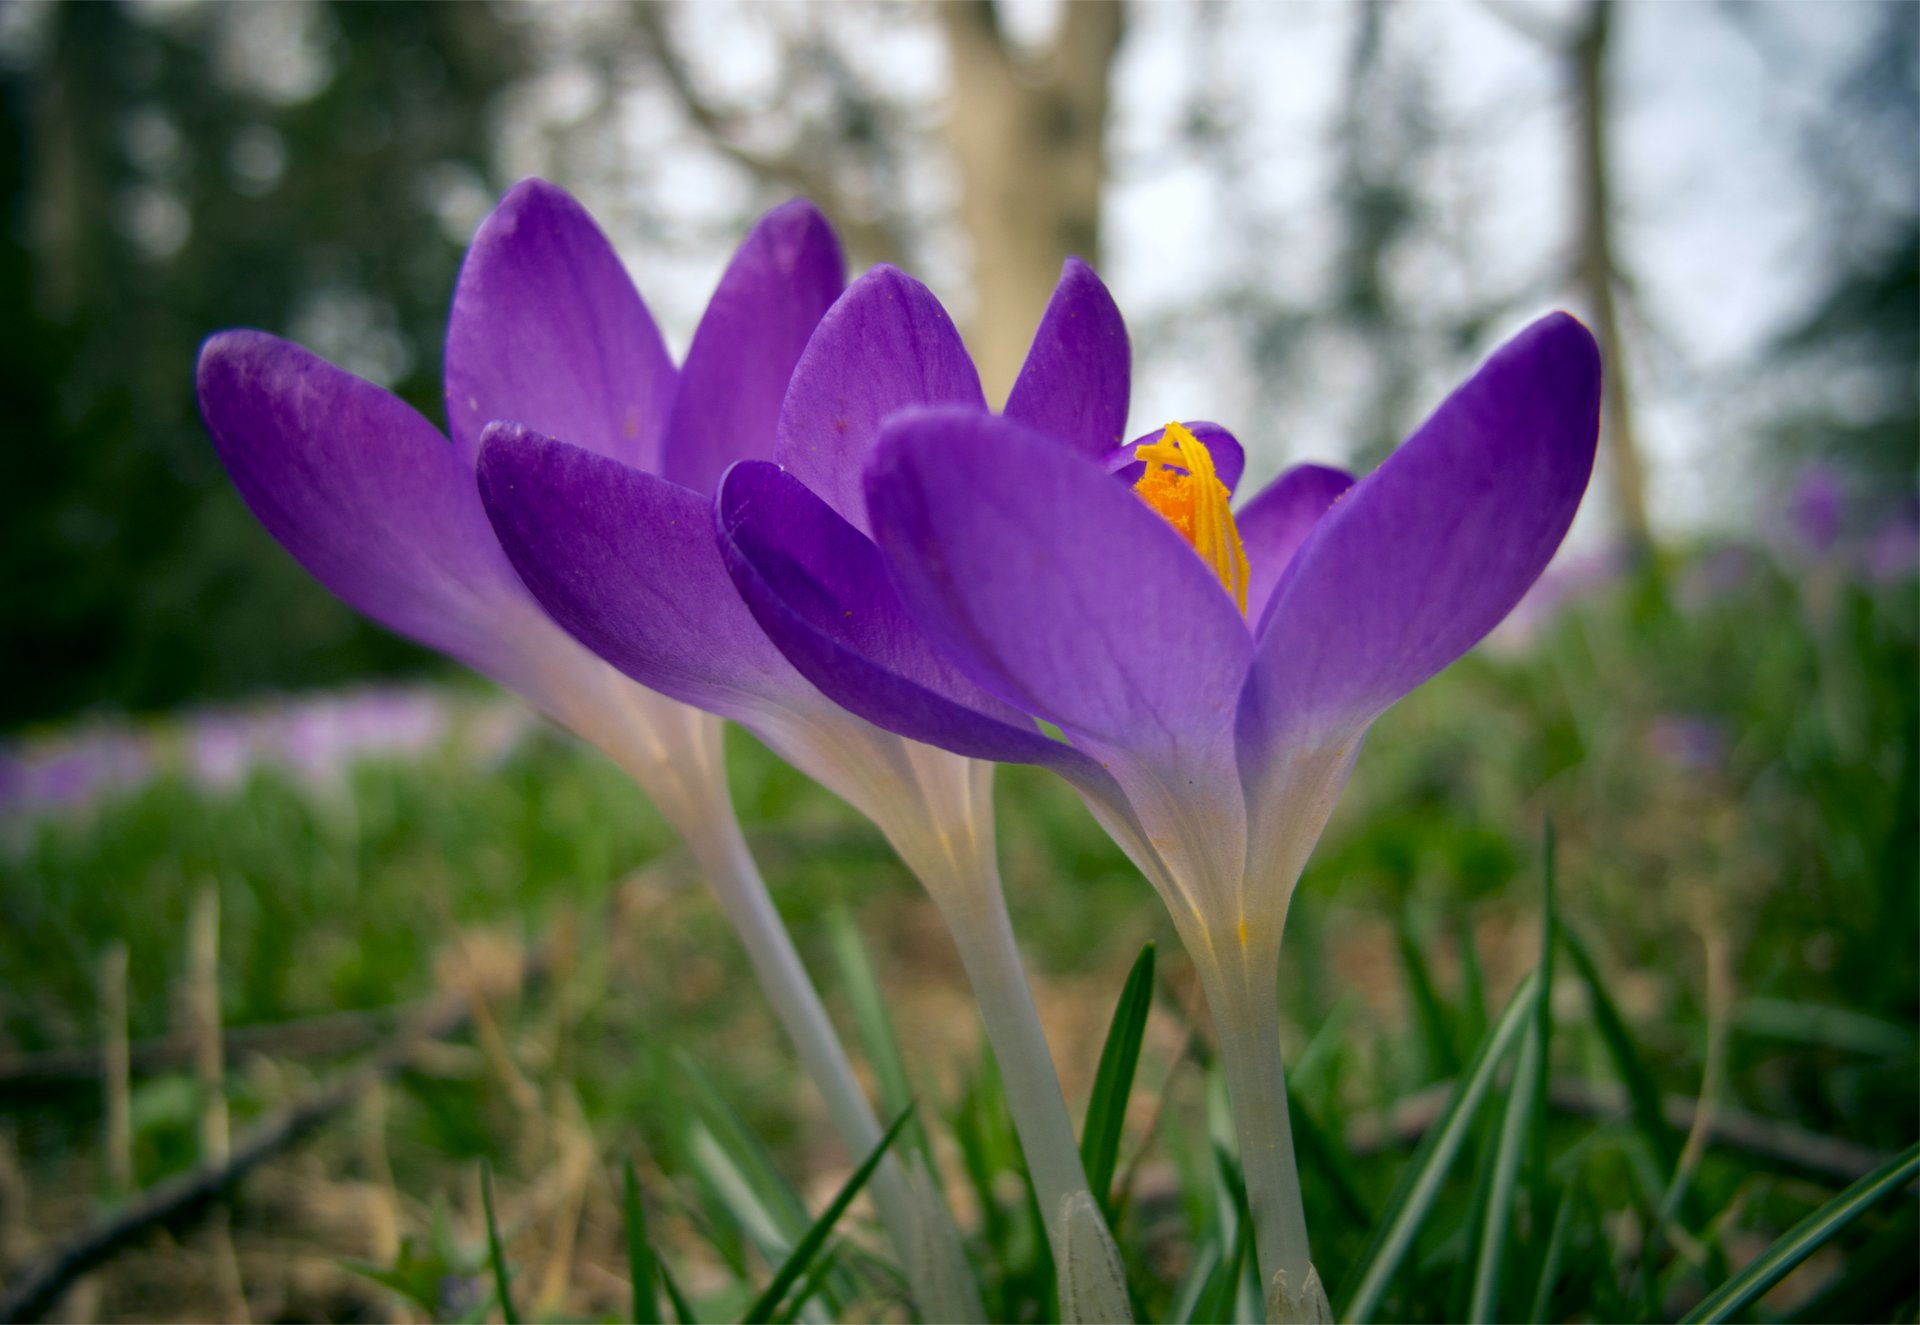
[0,1004,422,1089]
[0,987,470,1325]
[1342,1076,1891,1183]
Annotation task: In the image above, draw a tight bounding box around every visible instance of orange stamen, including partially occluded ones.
[1132,422,1250,613]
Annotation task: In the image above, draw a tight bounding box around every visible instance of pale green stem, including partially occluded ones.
[1200,948,1322,1323]
[677,806,984,1323]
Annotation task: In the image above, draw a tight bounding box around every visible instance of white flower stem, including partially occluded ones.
[921,854,1132,1323]
[676,805,984,1322]
[1200,948,1322,1323]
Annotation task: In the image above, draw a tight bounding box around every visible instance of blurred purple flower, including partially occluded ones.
[1645,713,1728,774]
[1787,462,1845,556]
[0,730,151,819]
[1864,499,1920,585]
[1679,543,1757,610]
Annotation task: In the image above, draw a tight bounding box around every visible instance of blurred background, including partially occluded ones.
[0,1,1914,1322]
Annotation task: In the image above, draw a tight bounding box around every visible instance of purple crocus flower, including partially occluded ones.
[717,291,1601,1316]
[195,180,981,1320]
[478,261,1146,1321]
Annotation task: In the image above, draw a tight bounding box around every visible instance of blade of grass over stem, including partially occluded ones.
[1341,969,1540,1323]
[623,1158,663,1325]
[481,1164,518,1325]
[740,1106,916,1325]
[825,908,925,1162]
[1081,941,1155,1215]
[1189,1153,1252,1324]
[1678,1141,1920,1324]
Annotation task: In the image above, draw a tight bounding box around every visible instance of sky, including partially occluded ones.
[551,0,1901,541]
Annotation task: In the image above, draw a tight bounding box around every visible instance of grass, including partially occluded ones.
[1,546,1914,1322]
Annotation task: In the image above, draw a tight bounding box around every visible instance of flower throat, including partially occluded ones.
[1133,421,1250,613]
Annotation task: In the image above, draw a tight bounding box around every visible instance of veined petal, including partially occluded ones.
[1239,312,1601,768]
[1105,421,1247,497]
[196,331,525,683]
[716,460,1117,781]
[1237,463,1355,632]
[1002,257,1130,459]
[476,423,816,718]
[776,265,985,534]
[658,200,845,496]
[865,408,1253,767]
[445,178,675,471]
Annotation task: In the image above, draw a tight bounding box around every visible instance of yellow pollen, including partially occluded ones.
[1133,421,1250,613]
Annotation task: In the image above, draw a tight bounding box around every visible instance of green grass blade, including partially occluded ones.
[1678,1141,1920,1324]
[481,1164,519,1325]
[1287,1087,1375,1234]
[1341,969,1539,1324]
[1527,1185,1574,1324]
[1561,923,1680,1174]
[1398,913,1463,1077]
[1081,941,1156,1214]
[825,908,924,1160]
[659,1261,699,1325]
[624,1158,663,1325]
[1529,820,1559,1215]
[1189,1157,1252,1324]
[1466,1015,1545,1322]
[740,1106,916,1324]
[771,1247,840,1325]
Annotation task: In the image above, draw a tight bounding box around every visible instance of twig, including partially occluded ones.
[0,984,475,1323]
[1343,1077,1889,1183]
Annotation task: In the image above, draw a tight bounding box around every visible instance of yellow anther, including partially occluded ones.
[1132,421,1250,613]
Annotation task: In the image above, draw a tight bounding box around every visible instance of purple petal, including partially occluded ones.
[476,424,812,717]
[658,200,845,496]
[865,408,1253,766]
[1002,258,1130,459]
[445,179,675,471]
[1239,312,1601,762]
[775,266,985,534]
[197,331,523,680]
[1237,463,1356,633]
[1105,421,1247,496]
[716,460,1109,776]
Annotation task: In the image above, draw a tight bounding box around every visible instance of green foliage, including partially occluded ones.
[1,548,1914,1321]
[1081,941,1155,1219]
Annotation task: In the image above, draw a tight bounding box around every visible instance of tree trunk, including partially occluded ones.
[1572,0,1656,561]
[939,1,1125,404]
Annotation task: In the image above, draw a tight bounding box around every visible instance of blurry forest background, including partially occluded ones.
[1,2,1916,1323]
[0,0,1913,726]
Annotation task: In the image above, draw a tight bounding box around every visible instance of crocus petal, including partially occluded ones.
[865,408,1253,767]
[1239,312,1601,763]
[197,331,524,681]
[717,460,1114,777]
[1104,421,1247,496]
[476,424,813,717]
[657,200,845,496]
[1002,257,1130,459]
[776,266,985,534]
[1237,463,1356,632]
[445,179,675,471]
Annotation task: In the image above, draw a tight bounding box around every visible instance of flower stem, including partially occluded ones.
[1202,952,1326,1323]
[924,857,1133,1323]
[653,790,980,1321]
